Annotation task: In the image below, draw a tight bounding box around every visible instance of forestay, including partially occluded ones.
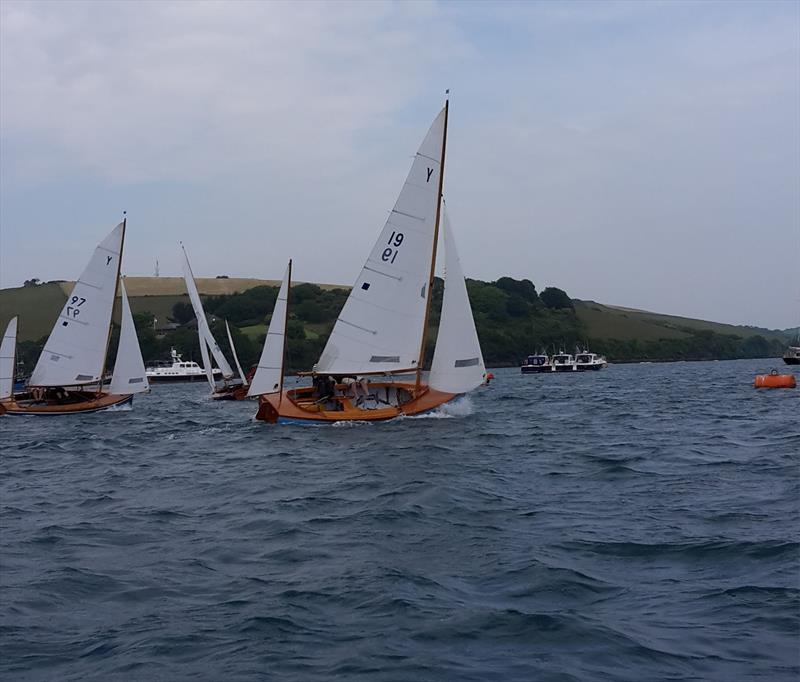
[109,279,149,395]
[429,209,486,394]
[316,107,446,376]
[248,261,291,397]
[0,316,18,399]
[29,222,124,387]
[180,244,234,380]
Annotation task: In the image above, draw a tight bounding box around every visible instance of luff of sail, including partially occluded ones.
[0,316,18,399]
[180,244,235,380]
[226,320,248,386]
[248,261,291,397]
[315,107,447,376]
[109,279,149,395]
[429,208,486,394]
[29,222,124,387]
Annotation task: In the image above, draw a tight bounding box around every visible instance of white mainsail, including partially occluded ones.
[429,208,486,394]
[248,261,291,397]
[0,316,18,400]
[109,279,149,395]
[315,107,447,376]
[226,320,248,386]
[180,244,235,380]
[30,222,124,387]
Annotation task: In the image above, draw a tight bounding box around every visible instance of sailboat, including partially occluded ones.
[248,100,486,423]
[0,220,149,416]
[180,243,249,400]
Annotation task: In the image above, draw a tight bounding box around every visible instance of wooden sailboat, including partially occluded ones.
[249,101,486,424]
[180,243,249,400]
[0,220,149,416]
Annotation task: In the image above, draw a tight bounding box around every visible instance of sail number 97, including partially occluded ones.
[66,296,86,318]
[382,232,404,264]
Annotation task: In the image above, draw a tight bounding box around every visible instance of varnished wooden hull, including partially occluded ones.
[211,384,250,401]
[255,382,457,424]
[0,393,133,416]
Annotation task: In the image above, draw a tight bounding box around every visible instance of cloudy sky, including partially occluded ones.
[1,0,798,328]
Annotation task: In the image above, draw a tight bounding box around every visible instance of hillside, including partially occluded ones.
[1,277,792,369]
[573,300,789,344]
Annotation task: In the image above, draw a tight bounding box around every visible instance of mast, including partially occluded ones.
[415,97,449,393]
[278,259,292,407]
[101,213,126,392]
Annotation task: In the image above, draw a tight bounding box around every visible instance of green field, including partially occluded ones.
[573,300,787,343]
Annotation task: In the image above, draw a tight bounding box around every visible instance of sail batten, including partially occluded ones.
[29,223,124,387]
[315,107,447,377]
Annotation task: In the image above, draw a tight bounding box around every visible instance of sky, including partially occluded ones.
[1,0,798,329]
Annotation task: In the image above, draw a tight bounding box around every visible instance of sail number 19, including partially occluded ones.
[382,231,404,264]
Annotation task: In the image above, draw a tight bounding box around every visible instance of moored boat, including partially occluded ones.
[521,354,553,373]
[783,345,800,365]
[0,220,149,416]
[575,351,607,371]
[145,348,220,382]
[248,99,487,423]
[552,351,576,372]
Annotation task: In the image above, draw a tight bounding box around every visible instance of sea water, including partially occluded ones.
[1,359,798,681]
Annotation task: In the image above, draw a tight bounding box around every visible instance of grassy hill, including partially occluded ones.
[1,277,343,342]
[573,300,789,344]
[1,278,792,367]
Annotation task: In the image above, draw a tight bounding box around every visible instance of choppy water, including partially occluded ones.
[1,359,798,681]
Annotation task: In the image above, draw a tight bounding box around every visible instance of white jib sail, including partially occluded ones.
[248,261,290,397]
[429,209,486,394]
[226,320,248,385]
[180,244,235,380]
[200,335,215,390]
[29,222,124,387]
[315,107,447,375]
[109,279,149,395]
[0,316,18,399]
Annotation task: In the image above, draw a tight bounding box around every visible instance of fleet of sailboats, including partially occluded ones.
[0,99,490,420]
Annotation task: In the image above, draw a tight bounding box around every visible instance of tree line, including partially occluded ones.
[13,277,787,375]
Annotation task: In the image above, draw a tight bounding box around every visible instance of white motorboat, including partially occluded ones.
[575,351,608,371]
[552,352,576,372]
[521,354,553,373]
[145,348,220,382]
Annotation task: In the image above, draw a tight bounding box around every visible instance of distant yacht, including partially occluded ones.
[784,345,800,365]
[521,353,553,373]
[145,348,220,382]
[552,351,576,372]
[575,350,608,371]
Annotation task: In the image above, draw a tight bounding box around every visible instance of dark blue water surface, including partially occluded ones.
[1,359,798,681]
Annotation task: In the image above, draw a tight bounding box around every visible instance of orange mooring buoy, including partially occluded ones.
[754,369,796,389]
